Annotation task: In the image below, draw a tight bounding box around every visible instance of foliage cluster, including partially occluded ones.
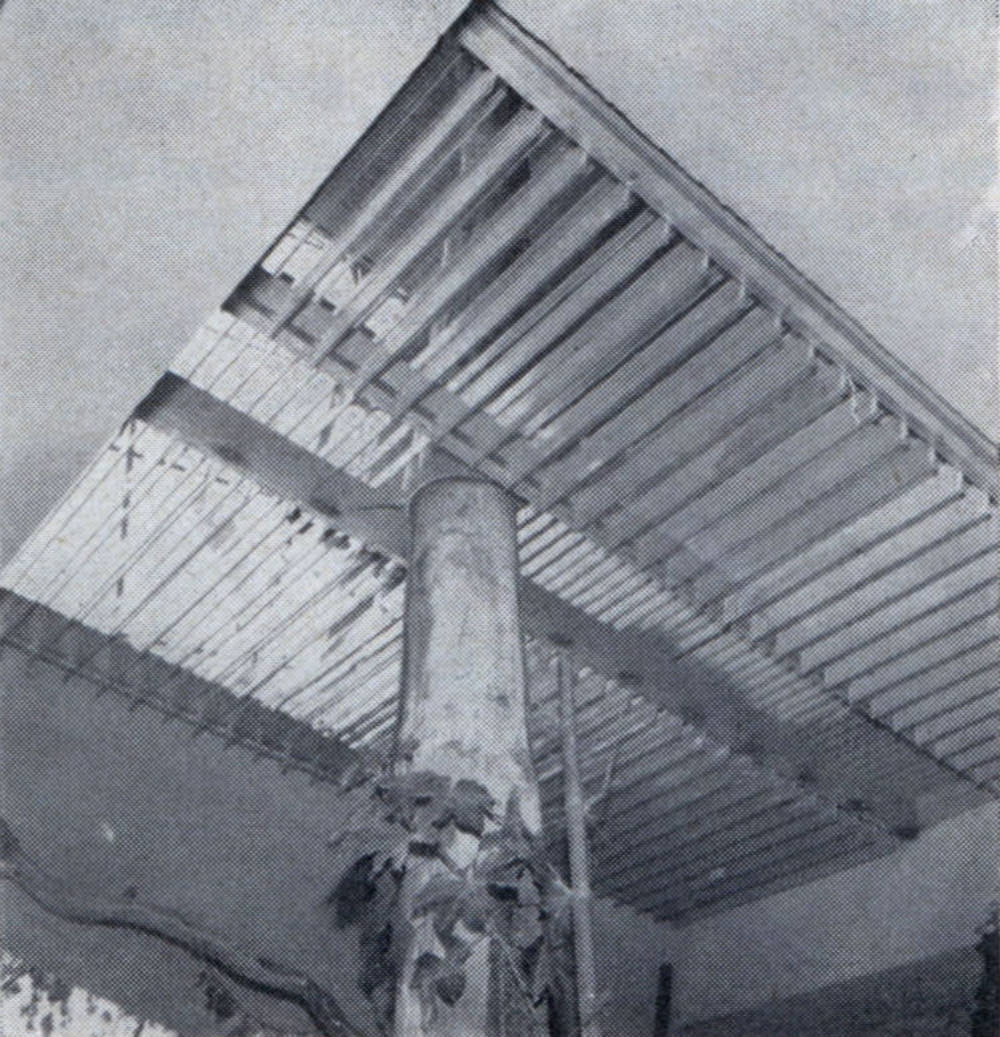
[329,771,573,1033]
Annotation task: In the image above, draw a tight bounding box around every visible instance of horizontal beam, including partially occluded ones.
[136,373,977,832]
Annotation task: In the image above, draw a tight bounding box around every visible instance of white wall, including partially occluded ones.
[592,896,680,1035]
[671,800,998,1026]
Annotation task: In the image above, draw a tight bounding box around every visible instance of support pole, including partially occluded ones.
[394,477,542,1037]
[556,647,602,1037]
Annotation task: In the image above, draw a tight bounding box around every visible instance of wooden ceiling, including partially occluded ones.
[2,1,995,924]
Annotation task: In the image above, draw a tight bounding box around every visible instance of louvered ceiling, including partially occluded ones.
[2,1,995,923]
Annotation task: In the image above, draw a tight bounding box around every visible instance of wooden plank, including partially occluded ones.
[309,105,547,362]
[948,739,999,770]
[685,441,938,602]
[655,416,907,583]
[823,580,1000,688]
[625,814,845,904]
[867,651,1000,725]
[540,719,697,790]
[808,555,997,679]
[664,840,891,923]
[358,142,589,375]
[546,553,621,597]
[883,667,998,731]
[650,826,879,918]
[750,487,993,640]
[530,306,779,511]
[970,761,1000,786]
[503,277,751,486]
[455,216,669,409]
[609,392,876,554]
[395,175,634,398]
[836,613,999,704]
[603,799,822,893]
[931,715,997,757]
[534,700,660,775]
[720,466,965,626]
[537,722,688,805]
[232,285,558,488]
[490,245,721,431]
[598,740,727,808]
[272,67,499,331]
[302,40,470,232]
[529,280,754,445]
[604,781,785,861]
[594,785,792,885]
[562,338,828,527]
[774,518,998,658]
[596,768,744,853]
[908,690,999,745]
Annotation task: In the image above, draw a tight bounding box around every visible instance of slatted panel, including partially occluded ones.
[0,429,903,924]
[192,29,995,794]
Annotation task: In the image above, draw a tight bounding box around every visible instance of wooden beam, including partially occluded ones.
[136,373,967,832]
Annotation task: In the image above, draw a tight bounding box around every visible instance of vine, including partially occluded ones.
[329,771,574,1034]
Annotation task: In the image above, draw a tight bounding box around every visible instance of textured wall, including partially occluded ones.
[0,637,681,1034]
[676,945,980,1036]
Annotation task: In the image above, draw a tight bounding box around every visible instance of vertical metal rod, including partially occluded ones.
[556,645,602,1037]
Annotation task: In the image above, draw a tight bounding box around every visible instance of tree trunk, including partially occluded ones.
[393,478,542,1037]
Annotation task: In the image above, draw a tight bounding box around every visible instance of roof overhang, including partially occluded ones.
[2,0,995,931]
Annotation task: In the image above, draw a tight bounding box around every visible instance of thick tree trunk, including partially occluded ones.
[393,478,542,1037]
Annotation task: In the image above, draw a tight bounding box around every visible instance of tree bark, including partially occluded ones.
[393,478,542,1037]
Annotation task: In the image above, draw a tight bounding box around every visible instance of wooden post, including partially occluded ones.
[556,647,602,1037]
[394,477,542,1037]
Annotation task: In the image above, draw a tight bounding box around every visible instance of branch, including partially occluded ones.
[0,818,361,1037]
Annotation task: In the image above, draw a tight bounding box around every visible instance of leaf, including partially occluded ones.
[411,952,446,987]
[528,938,555,1006]
[408,835,441,857]
[362,864,402,939]
[446,780,495,837]
[457,884,494,934]
[411,873,464,919]
[516,870,541,908]
[328,854,377,928]
[434,969,467,1006]
[510,904,544,949]
[410,952,467,1010]
[486,882,519,902]
[376,771,453,829]
[409,771,453,804]
[438,927,473,966]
